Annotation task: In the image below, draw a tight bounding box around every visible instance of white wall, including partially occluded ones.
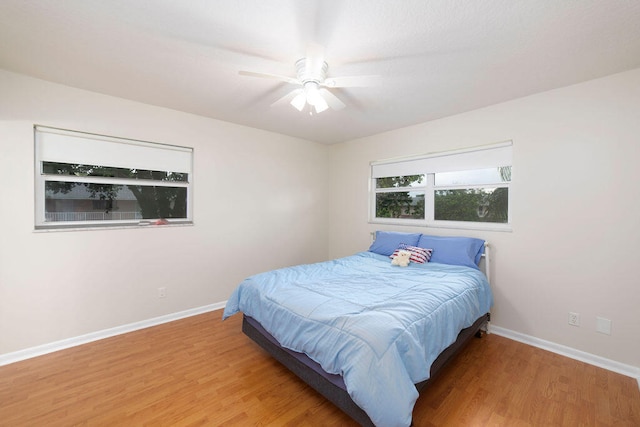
[0,70,330,355]
[328,68,640,369]
[2,66,639,373]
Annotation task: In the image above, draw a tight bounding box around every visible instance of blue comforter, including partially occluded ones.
[223,251,493,427]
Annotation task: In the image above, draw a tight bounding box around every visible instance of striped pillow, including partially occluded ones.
[390,244,433,264]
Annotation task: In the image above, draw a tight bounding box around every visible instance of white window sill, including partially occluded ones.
[34,222,194,233]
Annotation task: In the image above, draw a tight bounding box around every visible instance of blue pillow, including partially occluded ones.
[368,231,421,256]
[417,235,485,269]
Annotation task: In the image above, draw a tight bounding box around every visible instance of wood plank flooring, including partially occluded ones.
[1,310,639,426]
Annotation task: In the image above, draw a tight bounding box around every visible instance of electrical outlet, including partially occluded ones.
[596,317,612,335]
[568,312,580,326]
[158,287,167,298]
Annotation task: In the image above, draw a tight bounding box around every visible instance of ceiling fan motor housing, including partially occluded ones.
[295,58,328,85]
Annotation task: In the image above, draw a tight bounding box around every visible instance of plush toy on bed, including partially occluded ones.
[391,249,412,267]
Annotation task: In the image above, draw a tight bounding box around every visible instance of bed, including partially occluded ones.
[223,232,493,427]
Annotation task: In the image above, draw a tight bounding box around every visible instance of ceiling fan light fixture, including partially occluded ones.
[314,98,329,113]
[303,81,329,113]
[290,92,306,111]
[304,81,321,104]
[288,81,330,114]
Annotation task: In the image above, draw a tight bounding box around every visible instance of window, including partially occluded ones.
[375,175,425,220]
[371,142,512,230]
[35,126,193,229]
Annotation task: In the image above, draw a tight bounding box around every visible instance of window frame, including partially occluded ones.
[369,142,512,232]
[34,126,194,230]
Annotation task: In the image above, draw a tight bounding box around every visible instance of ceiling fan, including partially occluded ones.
[239,49,380,114]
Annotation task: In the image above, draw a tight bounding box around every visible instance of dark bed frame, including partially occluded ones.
[242,312,490,426]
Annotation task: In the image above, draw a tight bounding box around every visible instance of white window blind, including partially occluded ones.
[35,126,192,174]
[371,141,512,178]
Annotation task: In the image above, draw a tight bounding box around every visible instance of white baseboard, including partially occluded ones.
[490,325,640,388]
[0,302,226,367]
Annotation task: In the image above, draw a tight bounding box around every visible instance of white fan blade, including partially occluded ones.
[323,75,382,88]
[318,88,346,110]
[271,89,303,108]
[239,70,300,86]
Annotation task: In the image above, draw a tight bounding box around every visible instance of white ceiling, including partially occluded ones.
[2,1,640,144]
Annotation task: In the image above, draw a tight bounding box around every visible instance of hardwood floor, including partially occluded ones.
[1,310,638,426]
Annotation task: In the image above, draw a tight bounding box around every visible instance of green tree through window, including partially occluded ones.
[375,175,425,219]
